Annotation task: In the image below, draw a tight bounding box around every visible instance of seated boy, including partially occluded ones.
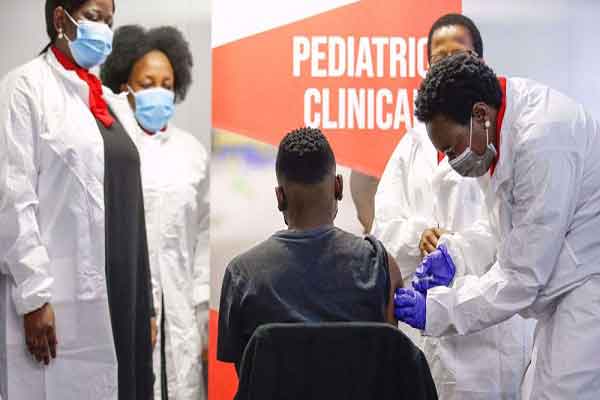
[217,127,402,371]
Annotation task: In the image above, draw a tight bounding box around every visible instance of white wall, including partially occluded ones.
[0,1,47,72]
[464,0,600,120]
[0,0,211,148]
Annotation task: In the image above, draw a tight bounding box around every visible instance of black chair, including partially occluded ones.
[236,322,438,400]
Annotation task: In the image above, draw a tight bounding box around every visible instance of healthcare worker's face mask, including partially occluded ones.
[448,117,497,177]
[129,86,176,133]
[63,10,113,69]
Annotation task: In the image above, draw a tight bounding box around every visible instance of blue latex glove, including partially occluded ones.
[412,244,456,294]
[394,288,426,330]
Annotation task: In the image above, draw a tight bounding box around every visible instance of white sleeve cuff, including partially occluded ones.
[7,246,53,315]
[438,233,466,279]
[193,283,210,306]
[12,273,53,315]
[423,285,460,338]
[384,217,430,281]
[195,302,209,347]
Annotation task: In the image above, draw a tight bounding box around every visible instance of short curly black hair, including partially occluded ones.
[415,52,502,125]
[100,25,193,102]
[427,14,483,62]
[276,127,336,184]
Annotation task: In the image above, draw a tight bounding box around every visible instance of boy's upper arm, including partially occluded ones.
[386,251,403,324]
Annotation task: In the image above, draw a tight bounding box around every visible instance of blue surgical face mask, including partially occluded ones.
[448,117,497,177]
[64,11,113,69]
[129,86,176,133]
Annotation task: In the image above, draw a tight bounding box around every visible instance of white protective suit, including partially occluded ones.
[427,77,600,399]
[0,52,117,398]
[372,121,534,399]
[109,97,209,400]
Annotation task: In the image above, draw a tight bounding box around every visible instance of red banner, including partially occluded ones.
[213,0,461,177]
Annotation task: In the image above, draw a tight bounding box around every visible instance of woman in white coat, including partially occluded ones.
[373,14,533,399]
[0,1,155,399]
[395,52,600,399]
[101,25,209,400]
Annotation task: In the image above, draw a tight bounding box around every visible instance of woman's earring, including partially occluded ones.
[58,29,64,40]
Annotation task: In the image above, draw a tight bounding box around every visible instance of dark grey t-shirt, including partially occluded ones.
[217,226,390,367]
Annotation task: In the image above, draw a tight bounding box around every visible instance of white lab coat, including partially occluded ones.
[0,52,117,399]
[372,122,534,399]
[109,97,209,400]
[426,77,600,399]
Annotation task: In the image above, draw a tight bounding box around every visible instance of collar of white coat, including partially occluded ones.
[410,121,439,164]
[139,122,174,143]
[410,120,429,145]
[410,121,454,185]
[430,156,459,185]
[489,77,517,194]
[44,50,102,108]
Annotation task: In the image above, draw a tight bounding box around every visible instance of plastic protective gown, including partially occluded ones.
[0,52,117,399]
[425,78,600,400]
[109,97,209,400]
[372,122,534,399]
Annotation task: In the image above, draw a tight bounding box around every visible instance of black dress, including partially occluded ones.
[95,113,154,400]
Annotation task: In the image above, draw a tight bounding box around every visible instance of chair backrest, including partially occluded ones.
[236,322,438,400]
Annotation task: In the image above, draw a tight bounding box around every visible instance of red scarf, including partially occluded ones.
[490,77,507,176]
[437,151,445,164]
[51,46,114,128]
